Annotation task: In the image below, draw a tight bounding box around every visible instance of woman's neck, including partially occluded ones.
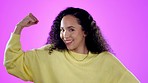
[71,46,88,54]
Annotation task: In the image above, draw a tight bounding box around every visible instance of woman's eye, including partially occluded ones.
[69,29,74,32]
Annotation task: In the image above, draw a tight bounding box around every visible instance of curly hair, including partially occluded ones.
[46,7,111,54]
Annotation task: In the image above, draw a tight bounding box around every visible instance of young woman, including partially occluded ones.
[4,7,139,83]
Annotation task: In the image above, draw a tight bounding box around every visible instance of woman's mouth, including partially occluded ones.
[64,40,73,45]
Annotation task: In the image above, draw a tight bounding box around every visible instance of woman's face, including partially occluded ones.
[60,15,87,53]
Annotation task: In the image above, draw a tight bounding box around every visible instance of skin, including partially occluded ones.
[14,13,39,34]
[60,15,88,54]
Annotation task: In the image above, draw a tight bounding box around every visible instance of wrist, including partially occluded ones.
[14,25,24,35]
[16,24,24,29]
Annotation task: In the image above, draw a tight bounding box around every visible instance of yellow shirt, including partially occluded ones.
[4,33,139,83]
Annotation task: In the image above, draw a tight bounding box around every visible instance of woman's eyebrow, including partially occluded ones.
[60,26,75,29]
[67,26,75,29]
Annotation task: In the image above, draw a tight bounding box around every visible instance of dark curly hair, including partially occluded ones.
[46,7,111,54]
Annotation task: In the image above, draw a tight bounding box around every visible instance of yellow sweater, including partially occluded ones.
[4,33,139,83]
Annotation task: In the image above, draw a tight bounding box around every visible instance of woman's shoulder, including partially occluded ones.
[98,51,117,60]
[97,51,114,58]
[98,51,125,68]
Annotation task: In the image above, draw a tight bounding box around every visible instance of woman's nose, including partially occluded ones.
[63,30,70,38]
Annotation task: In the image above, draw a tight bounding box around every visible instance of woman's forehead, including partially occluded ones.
[60,15,81,28]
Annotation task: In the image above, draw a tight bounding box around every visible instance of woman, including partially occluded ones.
[4,7,139,83]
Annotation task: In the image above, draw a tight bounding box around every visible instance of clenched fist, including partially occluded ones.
[14,13,39,34]
[17,13,39,27]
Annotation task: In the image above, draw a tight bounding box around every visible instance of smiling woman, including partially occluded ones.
[60,15,87,54]
[4,7,139,83]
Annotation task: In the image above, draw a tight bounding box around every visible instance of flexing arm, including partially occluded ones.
[4,13,39,81]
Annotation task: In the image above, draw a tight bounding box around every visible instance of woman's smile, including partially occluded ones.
[64,39,73,45]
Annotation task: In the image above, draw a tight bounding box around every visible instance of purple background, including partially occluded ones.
[0,0,147,83]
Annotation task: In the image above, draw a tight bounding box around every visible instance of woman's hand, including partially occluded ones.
[14,13,39,34]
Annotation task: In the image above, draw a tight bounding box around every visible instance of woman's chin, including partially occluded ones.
[67,46,74,51]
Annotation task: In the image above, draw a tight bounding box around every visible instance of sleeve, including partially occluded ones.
[4,33,34,81]
[107,52,140,83]
[118,70,140,83]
